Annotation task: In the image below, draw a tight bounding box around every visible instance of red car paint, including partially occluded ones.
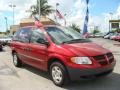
[11,25,116,81]
[114,35,120,41]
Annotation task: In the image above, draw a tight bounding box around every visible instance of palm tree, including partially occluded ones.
[30,0,54,17]
[69,24,81,33]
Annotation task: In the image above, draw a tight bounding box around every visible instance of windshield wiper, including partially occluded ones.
[62,39,90,44]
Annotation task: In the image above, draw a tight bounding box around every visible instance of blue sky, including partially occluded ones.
[0,0,120,32]
[90,0,120,16]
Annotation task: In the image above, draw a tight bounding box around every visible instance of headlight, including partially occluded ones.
[71,57,92,64]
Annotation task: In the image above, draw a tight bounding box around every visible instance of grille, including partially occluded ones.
[106,53,114,64]
[93,53,114,66]
[99,61,108,65]
[93,55,105,61]
[106,53,113,57]
[109,58,114,63]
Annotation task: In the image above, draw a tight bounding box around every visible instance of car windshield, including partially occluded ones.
[46,26,91,44]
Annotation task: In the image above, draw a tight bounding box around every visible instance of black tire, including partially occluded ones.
[13,52,22,67]
[0,48,3,51]
[50,62,70,87]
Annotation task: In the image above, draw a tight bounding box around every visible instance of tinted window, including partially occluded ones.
[13,29,21,41]
[30,28,47,44]
[19,28,31,43]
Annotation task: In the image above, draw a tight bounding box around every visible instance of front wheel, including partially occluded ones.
[50,62,70,87]
[13,53,22,67]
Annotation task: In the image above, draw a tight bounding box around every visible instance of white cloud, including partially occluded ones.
[48,0,86,28]
[14,0,36,24]
[1,0,86,28]
[99,4,120,32]
[0,0,36,24]
[48,0,75,22]
[116,4,120,19]
[0,0,37,32]
[67,0,86,27]
[0,0,31,12]
[117,4,120,14]
[0,0,120,33]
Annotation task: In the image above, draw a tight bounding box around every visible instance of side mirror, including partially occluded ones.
[43,41,50,46]
[37,38,50,46]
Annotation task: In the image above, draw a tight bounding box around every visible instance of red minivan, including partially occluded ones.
[11,25,116,86]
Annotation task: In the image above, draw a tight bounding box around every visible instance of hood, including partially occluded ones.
[61,42,110,57]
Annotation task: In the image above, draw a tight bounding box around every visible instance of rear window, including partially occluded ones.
[13,27,32,43]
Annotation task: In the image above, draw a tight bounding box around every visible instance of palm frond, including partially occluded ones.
[29,0,54,17]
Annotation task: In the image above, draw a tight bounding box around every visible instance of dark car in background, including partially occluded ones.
[0,42,3,51]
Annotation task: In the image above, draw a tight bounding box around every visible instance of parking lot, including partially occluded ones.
[0,38,120,90]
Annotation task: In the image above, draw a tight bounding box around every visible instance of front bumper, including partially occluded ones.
[67,62,116,81]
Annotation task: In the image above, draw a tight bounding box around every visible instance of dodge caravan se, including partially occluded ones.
[11,25,116,86]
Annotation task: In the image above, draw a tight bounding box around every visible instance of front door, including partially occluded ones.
[27,28,48,71]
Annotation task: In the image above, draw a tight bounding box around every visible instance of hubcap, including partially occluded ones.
[52,66,63,84]
[13,54,18,66]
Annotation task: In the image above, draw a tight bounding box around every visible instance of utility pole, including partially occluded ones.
[38,0,41,19]
[9,4,16,25]
[109,12,113,32]
[5,17,8,34]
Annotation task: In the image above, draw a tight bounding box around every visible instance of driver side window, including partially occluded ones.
[30,28,47,44]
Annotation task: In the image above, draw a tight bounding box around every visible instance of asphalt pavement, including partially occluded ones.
[0,38,120,90]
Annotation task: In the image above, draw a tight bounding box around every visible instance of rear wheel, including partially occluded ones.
[0,47,2,51]
[0,45,3,51]
[13,53,22,67]
[50,62,70,87]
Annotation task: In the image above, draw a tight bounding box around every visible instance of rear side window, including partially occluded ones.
[13,27,32,43]
[30,28,47,44]
[13,30,21,41]
[19,28,31,43]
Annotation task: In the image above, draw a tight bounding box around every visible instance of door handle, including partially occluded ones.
[28,48,32,51]
[23,48,27,51]
[23,48,32,51]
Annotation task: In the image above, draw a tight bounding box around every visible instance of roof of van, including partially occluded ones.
[20,25,62,29]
